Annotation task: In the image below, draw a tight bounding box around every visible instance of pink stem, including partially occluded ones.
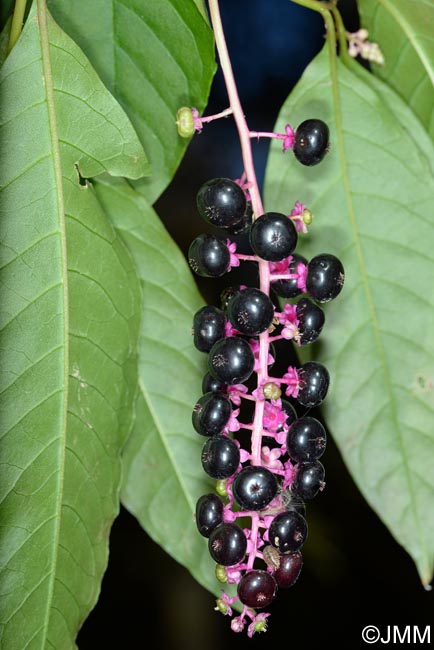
[199,107,233,124]
[249,130,285,140]
[270,273,299,281]
[235,254,258,261]
[207,0,271,468]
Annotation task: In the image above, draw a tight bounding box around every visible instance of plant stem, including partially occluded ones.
[200,107,233,124]
[207,0,270,467]
[7,0,27,54]
[249,131,285,141]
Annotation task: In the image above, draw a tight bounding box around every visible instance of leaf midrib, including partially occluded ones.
[37,1,69,644]
[326,25,429,577]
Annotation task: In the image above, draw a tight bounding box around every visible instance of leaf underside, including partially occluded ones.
[94,177,238,604]
[0,4,146,648]
[264,44,434,586]
[47,0,216,203]
[358,0,434,139]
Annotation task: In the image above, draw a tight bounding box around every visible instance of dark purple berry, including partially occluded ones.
[220,286,240,311]
[271,254,307,299]
[193,305,226,352]
[188,234,230,277]
[296,298,325,344]
[297,362,330,407]
[227,202,253,234]
[269,510,308,554]
[287,417,327,463]
[274,551,303,588]
[250,212,298,261]
[196,178,247,229]
[202,373,227,395]
[232,465,278,511]
[208,336,255,385]
[195,494,224,538]
[192,392,231,436]
[306,253,344,302]
[291,461,325,500]
[237,570,278,608]
[201,435,240,479]
[208,522,247,566]
[293,119,330,166]
[227,288,274,336]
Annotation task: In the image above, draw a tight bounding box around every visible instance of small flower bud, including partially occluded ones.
[231,616,245,633]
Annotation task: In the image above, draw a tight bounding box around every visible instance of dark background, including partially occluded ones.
[78,1,433,647]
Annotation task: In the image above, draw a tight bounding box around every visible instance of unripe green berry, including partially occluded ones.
[263,382,282,401]
[215,598,229,614]
[302,208,313,225]
[215,564,228,583]
[176,106,195,138]
[216,479,228,497]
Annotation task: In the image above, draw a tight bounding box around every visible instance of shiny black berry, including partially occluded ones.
[296,298,325,345]
[269,510,308,554]
[196,178,247,229]
[271,254,307,298]
[306,253,344,302]
[228,202,253,234]
[291,461,325,500]
[208,522,247,566]
[201,373,227,395]
[232,465,278,511]
[297,362,330,408]
[208,336,255,385]
[201,435,240,479]
[195,494,224,538]
[193,306,226,352]
[287,417,327,463]
[250,212,298,261]
[220,286,240,311]
[274,551,303,588]
[227,288,274,336]
[188,234,230,277]
[293,119,330,166]
[237,570,278,608]
[192,392,232,436]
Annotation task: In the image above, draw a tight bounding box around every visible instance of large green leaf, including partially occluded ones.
[47,0,216,203]
[358,0,434,139]
[264,44,434,585]
[94,177,237,602]
[0,3,146,647]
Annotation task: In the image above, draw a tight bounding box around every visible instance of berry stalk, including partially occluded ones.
[207,0,270,467]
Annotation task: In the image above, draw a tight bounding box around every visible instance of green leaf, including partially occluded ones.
[264,44,434,586]
[47,0,216,203]
[94,177,238,603]
[0,3,145,647]
[358,0,434,139]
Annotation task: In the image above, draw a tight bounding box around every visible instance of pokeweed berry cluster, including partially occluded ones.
[187,131,344,635]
